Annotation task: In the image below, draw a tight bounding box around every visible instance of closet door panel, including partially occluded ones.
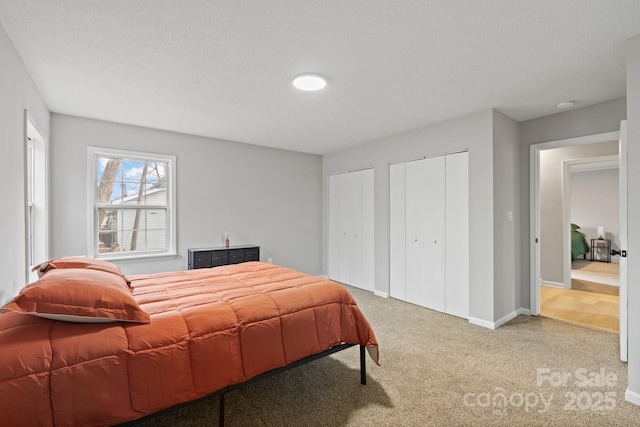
[445,152,469,318]
[328,174,341,282]
[422,156,446,311]
[405,157,445,310]
[361,169,375,291]
[337,173,351,284]
[346,171,363,288]
[405,159,428,306]
[389,163,406,300]
[329,169,374,291]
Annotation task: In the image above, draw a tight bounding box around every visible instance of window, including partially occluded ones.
[26,137,34,266]
[26,114,48,283]
[88,147,176,260]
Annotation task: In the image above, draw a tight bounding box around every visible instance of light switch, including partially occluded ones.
[507,211,513,221]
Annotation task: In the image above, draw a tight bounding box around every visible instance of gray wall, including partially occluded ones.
[538,141,619,284]
[518,98,627,308]
[626,33,640,404]
[323,109,508,325]
[492,111,521,320]
[50,114,322,276]
[0,25,50,304]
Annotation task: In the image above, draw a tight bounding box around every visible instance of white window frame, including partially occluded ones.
[26,136,35,267]
[87,146,177,261]
[25,111,49,283]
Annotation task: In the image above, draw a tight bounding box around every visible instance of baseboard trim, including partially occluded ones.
[469,308,529,330]
[469,317,496,330]
[626,388,640,406]
[373,290,389,298]
[317,275,329,279]
[494,310,521,328]
[541,280,565,289]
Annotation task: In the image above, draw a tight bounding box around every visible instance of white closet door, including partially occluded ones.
[405,157,446,310]
[336,173,351,284]
[404,159,426,306]
[389,162,406,299]
[329,169,374,290]
[445,152,469,318]
[361,169,375,291]
[346,171,363,288]
[328,174,341,281]
[423,157,446,311]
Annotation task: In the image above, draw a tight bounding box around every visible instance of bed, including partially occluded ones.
[0,258,378,427]
[571,223,589,261]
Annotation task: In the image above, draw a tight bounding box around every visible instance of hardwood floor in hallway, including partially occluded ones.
[539,285,619,333]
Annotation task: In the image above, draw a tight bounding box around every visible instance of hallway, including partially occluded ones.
[540,261,620,333]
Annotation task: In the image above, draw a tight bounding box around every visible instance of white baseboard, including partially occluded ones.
[494,310,521,328]
[469,317,497,330]
[373,290,389,298]
[626,388,640,406]
[541,280,565,289]
[317,274,329,279]
[469,308,530,330]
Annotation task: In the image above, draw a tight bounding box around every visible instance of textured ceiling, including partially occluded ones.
[1,1,640,155]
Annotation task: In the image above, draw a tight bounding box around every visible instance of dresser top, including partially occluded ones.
[189,244,259,251]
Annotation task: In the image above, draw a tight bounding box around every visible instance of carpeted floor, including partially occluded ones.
[571,260,619,289]
[132,286,640,427]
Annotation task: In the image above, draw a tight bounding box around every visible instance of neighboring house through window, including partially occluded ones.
[87,147,176,260]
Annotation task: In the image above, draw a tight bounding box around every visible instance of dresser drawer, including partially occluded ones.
[211,250,229,267]
[229,249,245,264]
[244,248,260,261]
[188,245,259,269]
[191,251,212,269]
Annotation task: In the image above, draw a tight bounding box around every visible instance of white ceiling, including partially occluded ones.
[1,1,640,155]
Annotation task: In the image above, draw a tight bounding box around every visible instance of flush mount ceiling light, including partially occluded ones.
[556,100,576,108]
[292,73,327,91]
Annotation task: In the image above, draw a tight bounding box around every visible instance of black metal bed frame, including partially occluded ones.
[116,344,367,427]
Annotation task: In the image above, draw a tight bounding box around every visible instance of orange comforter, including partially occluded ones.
[0,262,378,426]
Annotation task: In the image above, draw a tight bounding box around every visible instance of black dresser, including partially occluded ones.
[187,245,260,269]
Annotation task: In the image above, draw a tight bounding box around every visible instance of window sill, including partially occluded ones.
[95,252,177,263]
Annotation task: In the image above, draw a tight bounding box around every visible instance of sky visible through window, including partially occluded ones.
[97,157,166,202]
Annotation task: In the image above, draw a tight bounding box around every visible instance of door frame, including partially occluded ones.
[561,154,619,289]
[619,120,628,362]
[529,130,620,315]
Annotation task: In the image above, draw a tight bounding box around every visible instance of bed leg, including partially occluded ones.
[360,345,367,385]
[219,393,225,427]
